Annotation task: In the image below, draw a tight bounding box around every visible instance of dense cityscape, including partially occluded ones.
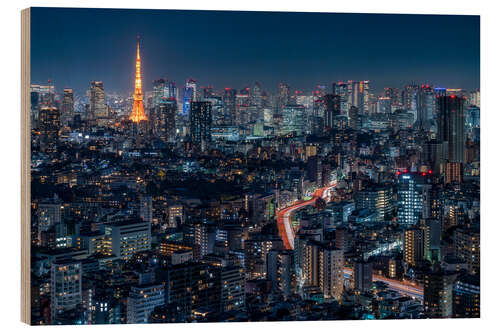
[30,30,480,324]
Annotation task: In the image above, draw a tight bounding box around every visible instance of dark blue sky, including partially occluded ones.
[31,7,480,96]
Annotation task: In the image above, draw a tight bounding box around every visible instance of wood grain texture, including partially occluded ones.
[21,7,31,325]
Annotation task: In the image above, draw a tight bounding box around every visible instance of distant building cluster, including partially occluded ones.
[29,41,480,325]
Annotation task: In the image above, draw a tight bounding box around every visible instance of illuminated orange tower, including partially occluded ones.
[129,37,148,122]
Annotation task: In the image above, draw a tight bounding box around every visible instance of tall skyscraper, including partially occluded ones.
[348,106,360,130]
[31,83,56,128]
[332,82,349,114]
[277,82,291,113]
[347,81,357,109]
[250,81,263,110]
[152,79,177,108]
[282,104,306,135]
[154,99,177,142]
[182,79,197,116]
[235,87,250,125]
[223,88,237,125]
[323,94,341,130]
[438,95,466,163]
[61,88,74,124]
[360,80,370,114]
[416,84,436,129]
[89,81,106,120]
[129,38,147,123]
[38,106,60,152]
[311,87,326,134]
[189,101,212,147]
[402,84,419,112]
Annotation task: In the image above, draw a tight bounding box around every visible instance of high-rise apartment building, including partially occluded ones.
[424,270,457,318]
[168,205,184,228]
[277,82,291,113]
[304,241,344,301]
[404,227,425,266]
[282,104,306,135]
[182,78,197,115]
[267,249,294,296]
[51,260,82,321]
[139,196,153,224]
[152,79,177,108]
[397,173,425,227]
[455,226,480,275]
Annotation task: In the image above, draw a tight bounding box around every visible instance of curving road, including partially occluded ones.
[277,185,335,250]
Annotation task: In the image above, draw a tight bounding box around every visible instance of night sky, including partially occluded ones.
[30,7,480,96]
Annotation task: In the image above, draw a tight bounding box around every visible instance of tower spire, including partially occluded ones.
[136,35,140,60]
[129,36,147,123]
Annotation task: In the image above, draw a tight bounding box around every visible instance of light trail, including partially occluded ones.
[344,268,423,300]
[277,184,335,250]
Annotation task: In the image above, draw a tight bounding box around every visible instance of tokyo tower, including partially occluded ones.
[129,37,148,123]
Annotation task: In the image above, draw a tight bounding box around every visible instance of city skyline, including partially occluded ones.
[31,8,480,96]
[26,8,480,325]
